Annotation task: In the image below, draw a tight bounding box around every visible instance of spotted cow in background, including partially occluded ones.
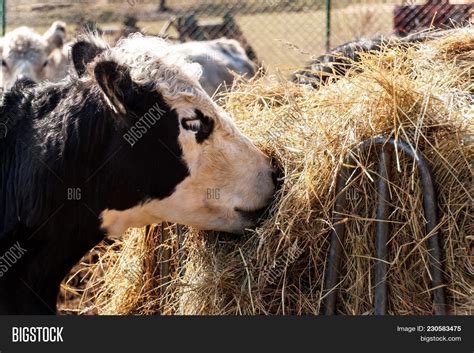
[292,30,456,88]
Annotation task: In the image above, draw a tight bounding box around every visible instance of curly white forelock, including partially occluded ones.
[108,34,205,101]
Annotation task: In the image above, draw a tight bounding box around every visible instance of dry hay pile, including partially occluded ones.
[75,28,473,315]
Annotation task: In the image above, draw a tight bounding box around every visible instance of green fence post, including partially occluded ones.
[159,0,166,12]
[0,0,5,36]
[325,0,331,52]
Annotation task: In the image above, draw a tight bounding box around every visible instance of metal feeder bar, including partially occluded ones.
[322,137,447,315]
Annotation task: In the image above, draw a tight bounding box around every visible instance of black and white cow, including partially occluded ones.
[291,37,387,88]
[0,33,275,314]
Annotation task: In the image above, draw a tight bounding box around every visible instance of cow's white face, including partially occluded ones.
[0,22,65,89]
[75,34,275,234]
[165,106,275,232]
[103,105,275,235]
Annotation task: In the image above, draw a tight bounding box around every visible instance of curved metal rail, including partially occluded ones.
[322,136,447,315]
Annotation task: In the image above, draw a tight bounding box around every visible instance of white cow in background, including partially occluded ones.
[0,21,69,89]
[169,38,257,96]
[1,23,256,97]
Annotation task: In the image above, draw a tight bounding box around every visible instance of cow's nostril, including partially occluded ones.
[271,171,278,186]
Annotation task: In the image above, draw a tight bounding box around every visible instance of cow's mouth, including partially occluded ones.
[234,163,282,226]
[235,206,268,223]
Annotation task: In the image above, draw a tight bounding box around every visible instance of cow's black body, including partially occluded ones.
[0,75,188,313]
[0,33,276,314]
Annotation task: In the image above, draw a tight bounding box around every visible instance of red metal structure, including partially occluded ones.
[394,0,472,36]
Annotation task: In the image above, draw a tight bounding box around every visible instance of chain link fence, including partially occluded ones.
[3,0,473,71]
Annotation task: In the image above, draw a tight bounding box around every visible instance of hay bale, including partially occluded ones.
[82,28,473,315]
[77,226,184,315]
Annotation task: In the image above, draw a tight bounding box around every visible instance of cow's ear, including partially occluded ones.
[71,39,106,77]
[94,60,134,115]
[43,21,66,54]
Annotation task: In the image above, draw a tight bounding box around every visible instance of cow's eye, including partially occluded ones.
[42,60,49,68]
[1,60,7,68]
[181,110,214,143]
[181,118,201,132]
